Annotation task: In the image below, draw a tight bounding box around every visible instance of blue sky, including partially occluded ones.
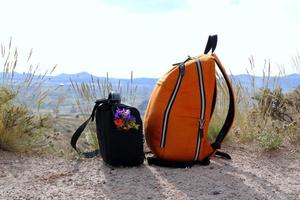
[0,0,299,78]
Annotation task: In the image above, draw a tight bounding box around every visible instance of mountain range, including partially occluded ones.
[1,72,300,91]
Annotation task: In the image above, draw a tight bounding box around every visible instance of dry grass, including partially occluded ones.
[1,37,299,154]
[210,56,300,151]
[243,70,299,150]
[0,38,55,153]
[70,71,138,150]
[70,71,137,116]
[0,87,50,151]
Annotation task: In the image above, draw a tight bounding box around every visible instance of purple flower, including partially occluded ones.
[114,108,125,119]
[128,115,136,121]
[113,107,139,131]
[122,109,131,118]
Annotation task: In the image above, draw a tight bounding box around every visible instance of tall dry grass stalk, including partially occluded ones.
[0,87,49,151]
[210,56,300,150]
[1,38,57,112]
[292,51,300,71]
[70,71,138,117]
[70,71,138,149]
[0,38,55,152]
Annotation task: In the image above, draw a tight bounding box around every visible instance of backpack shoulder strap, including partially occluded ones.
[70,99,107,158]
[211,54,235,150]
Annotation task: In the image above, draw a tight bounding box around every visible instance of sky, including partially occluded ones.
[0,0,299,78]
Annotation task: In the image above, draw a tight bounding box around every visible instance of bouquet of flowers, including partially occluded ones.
[113,108,139,131]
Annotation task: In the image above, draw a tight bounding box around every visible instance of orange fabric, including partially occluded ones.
[144,54,224,161]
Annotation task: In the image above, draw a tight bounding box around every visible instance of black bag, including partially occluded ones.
[71,92,145,166]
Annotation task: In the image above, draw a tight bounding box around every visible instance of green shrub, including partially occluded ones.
[217,56,300,151]
[257,129,283,151]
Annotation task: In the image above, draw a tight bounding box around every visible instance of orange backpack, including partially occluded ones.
[144,35,235,167]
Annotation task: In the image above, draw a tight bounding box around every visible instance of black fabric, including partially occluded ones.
[172,56,192,66]
[96,103,144,166]
[147,157,210,168]
[210,81,217,119]
[70,100,144,167]
[81,149,100,158]
[204,35,218,54]
[71,117,92,152]
[215,151,231,160]
[211,58,235,150]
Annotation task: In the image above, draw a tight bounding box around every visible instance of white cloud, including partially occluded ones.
[0,0,299,78]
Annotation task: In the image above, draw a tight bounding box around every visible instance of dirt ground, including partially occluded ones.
[0,143,299,200]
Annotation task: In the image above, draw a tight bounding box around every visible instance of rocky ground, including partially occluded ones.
[0,143,299,200]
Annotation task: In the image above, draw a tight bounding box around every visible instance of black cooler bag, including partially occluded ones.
[71,92,144,166]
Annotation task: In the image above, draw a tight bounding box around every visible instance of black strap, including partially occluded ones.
[172,56,192,67]
[70,99,107,158]
[147,157,210,168]
[201,150,232,162]
[211,54,235,150]
[215,151,231,160]
[204,35,218,54]
[210,82,217,119]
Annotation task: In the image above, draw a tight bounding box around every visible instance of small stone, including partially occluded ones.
[212,191,221,195]
[75,182,84,186]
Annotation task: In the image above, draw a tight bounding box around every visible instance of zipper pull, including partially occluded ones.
[199,119,205,137]
[199,119,205,129]
[179,63,185,76]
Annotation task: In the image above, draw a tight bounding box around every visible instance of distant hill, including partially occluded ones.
[1,71,299,115]
[232,74,300,91]
[49,72,300,91]
[1,72,299,91]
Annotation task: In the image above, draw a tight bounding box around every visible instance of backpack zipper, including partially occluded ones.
[194,57,206,161]
[160,63,185,148]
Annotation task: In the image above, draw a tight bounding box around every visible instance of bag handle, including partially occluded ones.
[211,53,235,149]
[204,35,218,54]
[70,99,107,158]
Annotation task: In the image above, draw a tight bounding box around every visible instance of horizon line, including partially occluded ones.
[0,71,299,79]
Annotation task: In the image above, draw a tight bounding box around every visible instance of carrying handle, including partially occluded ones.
[70,99,107,157]
[211,54,235,149]
[204,35,218,54]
